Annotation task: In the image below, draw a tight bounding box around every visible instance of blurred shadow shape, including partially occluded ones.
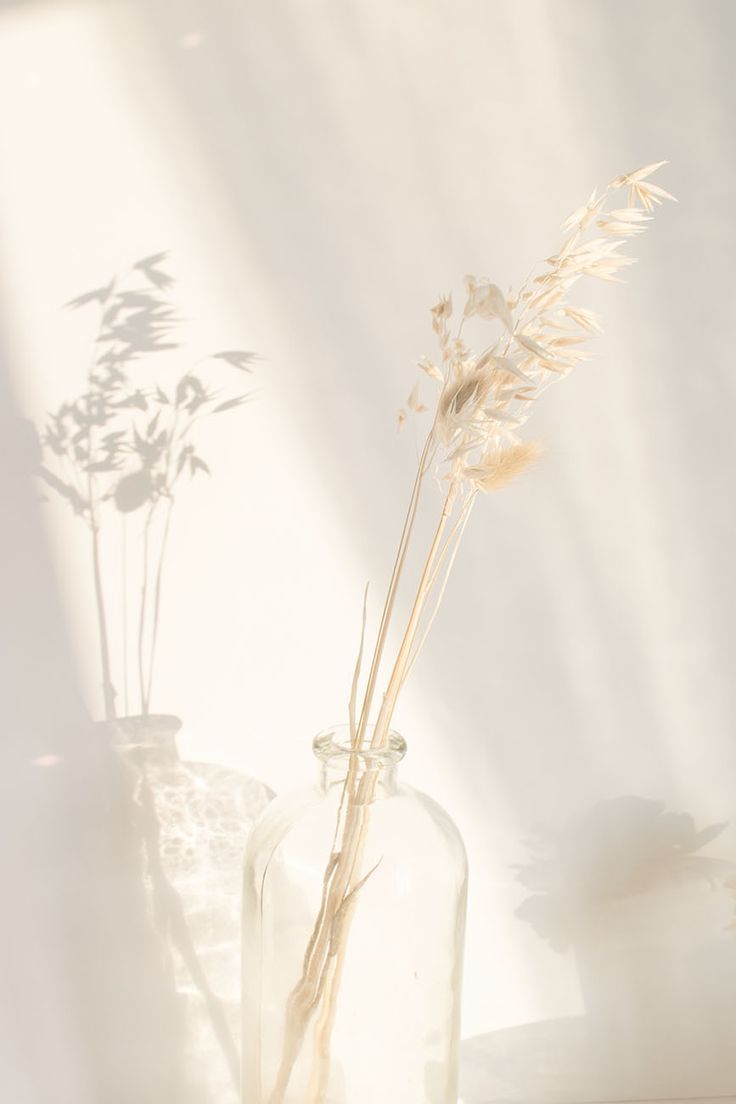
[511,796,736,1099]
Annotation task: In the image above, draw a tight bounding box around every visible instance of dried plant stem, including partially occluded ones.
[354,430,435,748]
[401,489,477,688]
[273,390,530,1102]
[265,442,445,1098]
[299,484,466,1096]
[278,484,505,1097]
[268,438,443,1101]
[306,954,341,1102]
[305,842,377,1104]
[266,162,673,1103]
[372,478,459,749]
[269,480,464,1103]
[348,584,370,744]
[268,781,363,1101]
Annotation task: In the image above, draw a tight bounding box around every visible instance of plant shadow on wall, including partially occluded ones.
[34,256,272,1104]
[38,251,255,720]
[461,796,736,1104]
[0,352,185,1102]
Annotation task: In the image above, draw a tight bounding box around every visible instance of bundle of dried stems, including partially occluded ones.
[269,162,675,1103]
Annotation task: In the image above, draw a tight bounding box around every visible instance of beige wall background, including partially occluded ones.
[1,0,735,1099]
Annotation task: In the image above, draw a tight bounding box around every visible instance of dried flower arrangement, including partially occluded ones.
[269,163,676,1102]
[37,253,256,720]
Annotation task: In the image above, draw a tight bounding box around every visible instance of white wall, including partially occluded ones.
[1,0,735,1098]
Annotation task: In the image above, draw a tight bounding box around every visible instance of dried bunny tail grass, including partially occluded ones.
[463,440,542,492]
[386,161,674,733]
[272,162,674,1104]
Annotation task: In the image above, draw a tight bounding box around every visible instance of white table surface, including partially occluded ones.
[460,1016,736,1104]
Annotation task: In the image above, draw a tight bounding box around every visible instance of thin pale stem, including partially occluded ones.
[268,473,461,1102]
[401,489,477,687]
[423,487,475,596]
[267,437,440,1098]
[268,482,462,1100]
[348,584,370,745]
[305,849,380,1104]
[272,386,473,1101]
[266,768,375,1104]
[273,482,469,1098]
[306,955,340,1103]
[371,479,459,749]
[355,430,435,746]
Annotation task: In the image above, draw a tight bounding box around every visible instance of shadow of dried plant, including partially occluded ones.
[0,323,186,1101]
[37,253,257,720]
[25,260,271,1101]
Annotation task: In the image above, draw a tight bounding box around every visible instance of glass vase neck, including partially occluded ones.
[313,726,406,796]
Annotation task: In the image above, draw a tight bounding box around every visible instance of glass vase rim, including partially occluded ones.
[313,725,407,765]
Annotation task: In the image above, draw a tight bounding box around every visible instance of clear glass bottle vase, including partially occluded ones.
[242,726,468,1104]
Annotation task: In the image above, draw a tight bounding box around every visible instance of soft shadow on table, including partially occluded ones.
[461,1016,736,1104]
[461,1017,594,1104]
[470,797,736,1104]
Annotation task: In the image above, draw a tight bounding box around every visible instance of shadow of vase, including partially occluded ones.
[100,714,273,1104]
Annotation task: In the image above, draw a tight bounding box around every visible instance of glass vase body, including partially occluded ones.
[242,728,468,1104]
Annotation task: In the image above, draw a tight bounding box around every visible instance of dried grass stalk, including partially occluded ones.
[269,163,675,1103]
